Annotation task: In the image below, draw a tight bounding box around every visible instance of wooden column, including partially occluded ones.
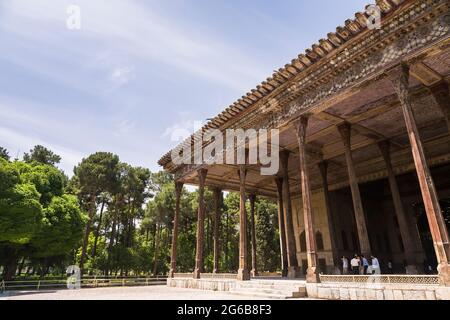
[213,188,222,274]
[193,169,207,279]
[295,116,319,283]
[280,150,300,278]
[169,181,184,278]
[388,63,450,285]
[249,194,258,277]
[378,141,418,274]
[237,165,250,281]
[429,81,450,139]
[275,178,288,277]
[337,123,371,257]
[318,161,339,267]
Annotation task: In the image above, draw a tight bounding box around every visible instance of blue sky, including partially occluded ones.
[0,0,371,175]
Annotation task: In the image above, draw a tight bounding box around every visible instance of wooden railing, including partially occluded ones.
[319,274,439,286]
[0,276,167,292]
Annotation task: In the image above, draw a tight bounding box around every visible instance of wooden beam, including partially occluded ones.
[410,62,443,87]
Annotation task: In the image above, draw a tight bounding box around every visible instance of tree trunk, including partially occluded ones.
[80,193,97,273]
[153,223,161,276]
[106,217,117,276]
[92,200,106,259]
[4,258,18,281]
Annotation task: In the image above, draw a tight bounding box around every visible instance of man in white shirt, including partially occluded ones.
[350,255,360,275]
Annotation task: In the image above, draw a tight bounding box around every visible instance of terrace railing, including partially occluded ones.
[319,274,439,286]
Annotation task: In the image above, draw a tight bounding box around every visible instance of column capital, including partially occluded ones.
[386,63,411,104]
[377,140,391,160]
[175,181,184,194]
[197,168,208,185]
[294,115,310,145]
[318,160,328,178]
[337,122,352,148]
[279,150,290,174]
[238,165,247,183]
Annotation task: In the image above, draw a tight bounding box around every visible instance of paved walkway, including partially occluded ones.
[0,285,311,300]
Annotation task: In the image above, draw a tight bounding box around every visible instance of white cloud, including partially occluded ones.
[162,119,205,143]
[2,0,267,92]
[110,66,135,88]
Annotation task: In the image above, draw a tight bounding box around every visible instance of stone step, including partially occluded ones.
[229,289,291,300]
[232,287,295,295]
[249,280,307,286]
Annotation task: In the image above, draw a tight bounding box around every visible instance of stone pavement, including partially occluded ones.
[0,285,313,300]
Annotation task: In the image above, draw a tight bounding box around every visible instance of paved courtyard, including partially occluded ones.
[0,285,310,300]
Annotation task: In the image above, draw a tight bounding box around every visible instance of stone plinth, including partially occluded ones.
[306,283,450,301]
[167,278,237,292]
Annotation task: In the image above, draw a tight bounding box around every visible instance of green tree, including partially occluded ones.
[0,147,10,161]
[255,198,280,272]
[31,195,87,258]
[222,192,240,272]
[0,159,43,244]
[73,152,120,272]
[23,145,61,165]
[17,162,66,206]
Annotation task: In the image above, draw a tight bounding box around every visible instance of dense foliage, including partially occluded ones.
[0,145,281,279]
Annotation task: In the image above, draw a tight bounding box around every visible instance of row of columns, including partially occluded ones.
[169,167,259,280]
[170,63,450,285]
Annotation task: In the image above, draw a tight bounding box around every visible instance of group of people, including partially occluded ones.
[341,254,383,275]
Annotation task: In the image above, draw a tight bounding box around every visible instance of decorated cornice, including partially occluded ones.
[159,0,450,174]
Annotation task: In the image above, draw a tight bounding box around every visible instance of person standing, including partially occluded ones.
[350,255,360,275]
[361,255,369,274]
[342,256,349,275]
[371,255,380,274]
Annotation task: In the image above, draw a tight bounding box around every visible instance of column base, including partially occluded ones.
[306,267,320,283]
[213,269,219,274]
[168,269,175,278]
[405,265,419,275]
[438,262,450,286]
[237,268,251,281]
[251,269,258,277]
[281,268,288,278]
[193,269,201,279]
[287,266,301,279]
